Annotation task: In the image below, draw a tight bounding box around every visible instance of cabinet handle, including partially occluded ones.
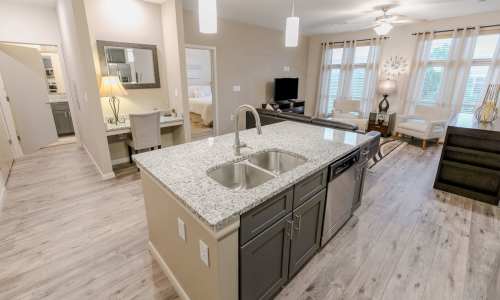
[294,214,302,232]
[287,219,294,240]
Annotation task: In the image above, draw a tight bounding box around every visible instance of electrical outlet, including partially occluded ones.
[283,66,291,72]
[232,85,241,92]
[174,88,179,97]
[177,218,186,241]
[199,240,209,267]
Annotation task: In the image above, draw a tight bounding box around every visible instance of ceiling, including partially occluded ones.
[182,0,500,35]
[2,0,58,6]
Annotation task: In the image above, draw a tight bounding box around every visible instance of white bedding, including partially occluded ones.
[189,96,213,125]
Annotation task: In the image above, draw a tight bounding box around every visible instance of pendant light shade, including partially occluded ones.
[285,0,299,47]
[199,0,217,34]
[285,16,300,47]
[374,22,393,36]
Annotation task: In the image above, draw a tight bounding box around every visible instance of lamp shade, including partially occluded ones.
[378,79,397,95]
[99,76,127,97]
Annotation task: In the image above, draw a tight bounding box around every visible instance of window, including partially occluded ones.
[461,34,499,112]
[418,38,452,105]
[325,44,375,114]
[416,33,500,112]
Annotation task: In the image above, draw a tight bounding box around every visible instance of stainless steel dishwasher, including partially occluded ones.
[321,150,360,247]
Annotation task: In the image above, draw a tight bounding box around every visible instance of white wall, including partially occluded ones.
[84,0,171,119]
[305,11,500,116]
[57,0,113,178]
[0,2,61,46]
[183,10,310,134]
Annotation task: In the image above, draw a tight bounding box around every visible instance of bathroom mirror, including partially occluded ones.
[97,40,160,89]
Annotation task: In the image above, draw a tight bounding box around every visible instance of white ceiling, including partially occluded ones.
[182,0,500,35]
[2,0,57,6]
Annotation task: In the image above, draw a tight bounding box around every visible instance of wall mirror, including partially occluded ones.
[97,40,160,89]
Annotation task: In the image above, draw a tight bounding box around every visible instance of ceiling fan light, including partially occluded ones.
[285,16,300,47]
[199,0,217,34]
[374,22,393,35]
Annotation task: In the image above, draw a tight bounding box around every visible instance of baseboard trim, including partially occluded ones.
[82,144,115,180]
[148,241,190,300]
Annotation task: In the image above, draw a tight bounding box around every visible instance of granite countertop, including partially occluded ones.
[134,121,373,232]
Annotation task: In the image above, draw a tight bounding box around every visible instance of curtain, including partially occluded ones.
[482,33,500,108]
[337,40,356,102]
[441,27,479,114]
[314,43,332,116]
[360,38,384,116]
[403,32,434,114]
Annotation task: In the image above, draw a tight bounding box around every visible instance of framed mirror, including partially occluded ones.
[97,40,160,89]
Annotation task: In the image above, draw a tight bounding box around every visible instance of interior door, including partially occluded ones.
[0,44,58,154]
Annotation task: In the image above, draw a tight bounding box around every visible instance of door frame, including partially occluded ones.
[0,74,23,158]
[0,41,81,147]
[185,44,220,136]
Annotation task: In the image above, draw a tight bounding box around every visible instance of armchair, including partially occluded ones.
[395,106,449,149]
[331,100,368,132]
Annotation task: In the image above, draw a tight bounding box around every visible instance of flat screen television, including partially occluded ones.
[274,78,299,101]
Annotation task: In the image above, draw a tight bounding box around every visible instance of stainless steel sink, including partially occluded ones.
[207,162,275,190]
[207,150,307,190]
[248,150,307,175]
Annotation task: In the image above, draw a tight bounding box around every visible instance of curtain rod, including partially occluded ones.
[412,24,500,35]
[321,36,389,46]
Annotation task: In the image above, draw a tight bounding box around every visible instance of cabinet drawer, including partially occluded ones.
[240,187,293,245]
[293,169,327,208]
[439,160,500,196]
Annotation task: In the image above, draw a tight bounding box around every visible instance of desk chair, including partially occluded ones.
[127,111,162,163]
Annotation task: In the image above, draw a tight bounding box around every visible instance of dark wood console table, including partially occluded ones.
[434,113,500,205]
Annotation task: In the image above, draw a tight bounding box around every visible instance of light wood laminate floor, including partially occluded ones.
[0,143,499,299]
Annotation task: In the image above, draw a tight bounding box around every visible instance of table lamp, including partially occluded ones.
[99,76,127,124]
[378,79,397,114]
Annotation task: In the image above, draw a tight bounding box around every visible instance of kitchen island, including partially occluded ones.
[134,121,374,300]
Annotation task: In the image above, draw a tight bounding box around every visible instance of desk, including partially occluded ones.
[106,115,184,144]
[106,115,183,136]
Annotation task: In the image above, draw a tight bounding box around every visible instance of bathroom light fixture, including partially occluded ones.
[199,0,217,34]
[285,0,299,47]
[374,22,393,36]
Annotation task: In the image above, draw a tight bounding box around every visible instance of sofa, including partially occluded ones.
[246,109,360,132]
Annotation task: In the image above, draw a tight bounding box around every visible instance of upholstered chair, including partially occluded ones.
[127,111,162,162]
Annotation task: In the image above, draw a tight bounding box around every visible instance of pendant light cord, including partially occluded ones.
[290,0,295,17]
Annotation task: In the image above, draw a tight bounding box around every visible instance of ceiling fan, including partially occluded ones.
[339,3,424,36]
[368,4,422,35]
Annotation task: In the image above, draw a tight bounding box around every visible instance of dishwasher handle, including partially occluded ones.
[329,151,359,181]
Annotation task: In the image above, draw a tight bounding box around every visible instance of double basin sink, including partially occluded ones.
[207,150,307,190]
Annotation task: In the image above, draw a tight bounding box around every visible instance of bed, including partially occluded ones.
[188,85,213,126]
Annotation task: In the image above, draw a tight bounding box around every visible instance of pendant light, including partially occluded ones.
[199,0,217,34]
[285,0,299,47]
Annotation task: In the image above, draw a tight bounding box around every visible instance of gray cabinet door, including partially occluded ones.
[51,103,74,136]
[240,214,292,300]
[289,189,326,278]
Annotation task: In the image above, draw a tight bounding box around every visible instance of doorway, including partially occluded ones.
[0,42,76,157]
[185,45,218,141]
